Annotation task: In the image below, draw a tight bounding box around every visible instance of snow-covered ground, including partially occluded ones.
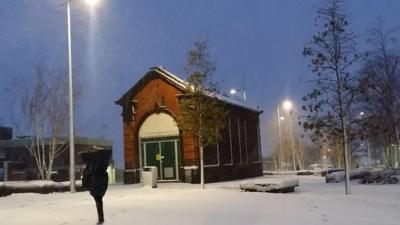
[1,176,400,225]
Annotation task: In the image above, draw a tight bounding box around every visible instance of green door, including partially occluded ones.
[160,141,177,180]
[144,142,161,179]
[142,139,179,181]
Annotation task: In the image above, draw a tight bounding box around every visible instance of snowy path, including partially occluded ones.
[1,176,399,225]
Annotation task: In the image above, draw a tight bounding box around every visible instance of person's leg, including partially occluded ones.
[95,197,104,224]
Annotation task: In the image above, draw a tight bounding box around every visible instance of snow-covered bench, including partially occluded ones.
[239,178,299,193]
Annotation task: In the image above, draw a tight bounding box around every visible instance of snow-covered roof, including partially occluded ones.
[116,66,262,113]
[151,66,189,90]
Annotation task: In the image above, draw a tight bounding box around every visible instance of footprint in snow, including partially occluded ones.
[320,214,328,222]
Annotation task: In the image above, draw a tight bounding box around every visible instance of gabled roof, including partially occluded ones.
[116,66,262,113]
[115,66,187,106]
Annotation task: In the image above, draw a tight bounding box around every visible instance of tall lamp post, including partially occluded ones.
[277,107,284,171]
[359,111,371,167]
[67,0,100,193]
[277,99,295,171]
[282,100,297,171]
[278,100,297,171]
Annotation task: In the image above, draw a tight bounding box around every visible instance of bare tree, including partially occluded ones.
[358,21,400,167]
[302,0,361,194]
[0,76,28,134]
[21,66,80,180]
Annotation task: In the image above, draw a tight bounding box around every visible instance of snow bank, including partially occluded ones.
[239,177,299,193]
[0,180,82,197]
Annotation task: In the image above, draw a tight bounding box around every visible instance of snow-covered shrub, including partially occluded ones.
[325,169,370,183]
[360,169,400,184]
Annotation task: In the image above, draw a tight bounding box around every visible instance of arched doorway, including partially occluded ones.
[139,112,180,181]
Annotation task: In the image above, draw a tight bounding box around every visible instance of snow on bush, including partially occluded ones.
[361,169,400,184]
[326,169,370,183]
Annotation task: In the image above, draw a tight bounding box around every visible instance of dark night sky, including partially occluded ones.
[1,0,399,167]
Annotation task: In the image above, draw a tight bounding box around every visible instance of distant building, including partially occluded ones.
[0,126,12,140]
[116,66,263,184]
[0,127,112,181]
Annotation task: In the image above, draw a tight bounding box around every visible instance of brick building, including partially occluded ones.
[116,66,263,184]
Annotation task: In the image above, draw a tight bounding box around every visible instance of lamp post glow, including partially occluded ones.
[229,88,246,101]
[84,0,99,6]
[67,0,99,193]
[283,100,293,111]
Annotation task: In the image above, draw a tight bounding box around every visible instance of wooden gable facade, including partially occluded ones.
[116,67,263,184]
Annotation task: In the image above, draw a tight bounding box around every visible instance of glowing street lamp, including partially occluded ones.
[229,88,246,101]
[282,100,293,111]
[66,0,100,193]
[84,0,100,6]
[277,99,297,171]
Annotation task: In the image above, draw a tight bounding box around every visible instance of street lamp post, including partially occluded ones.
[360,111,371,167]
[276,99,296,171]
[67,0,76,193]
[282,100,297,171]
[277,107,283,171]
[67,0,99,193]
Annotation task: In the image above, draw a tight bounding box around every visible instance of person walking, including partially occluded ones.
[82,150,111,224]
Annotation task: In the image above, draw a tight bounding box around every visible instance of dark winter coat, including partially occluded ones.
[81,150,111,199]
[83,160,108,199]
